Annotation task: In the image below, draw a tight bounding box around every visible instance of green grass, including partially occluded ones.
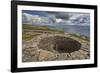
[22,31,40,41]
[22,24,64,41]
[22,33,33,41]
[23,24,64,33]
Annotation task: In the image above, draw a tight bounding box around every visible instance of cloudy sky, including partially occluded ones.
[22,10,90,25]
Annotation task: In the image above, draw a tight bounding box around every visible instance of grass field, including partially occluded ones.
[22,24,64,41]
[23,24,64,33]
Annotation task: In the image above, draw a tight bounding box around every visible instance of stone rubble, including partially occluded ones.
[22,33,90,62]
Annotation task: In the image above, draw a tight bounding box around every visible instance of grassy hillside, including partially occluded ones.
[22,24,64,41]
[23,24,64,33]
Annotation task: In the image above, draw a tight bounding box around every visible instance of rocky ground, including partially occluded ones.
[22,30,90,62]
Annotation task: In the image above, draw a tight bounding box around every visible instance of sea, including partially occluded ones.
[47,24,90,38]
